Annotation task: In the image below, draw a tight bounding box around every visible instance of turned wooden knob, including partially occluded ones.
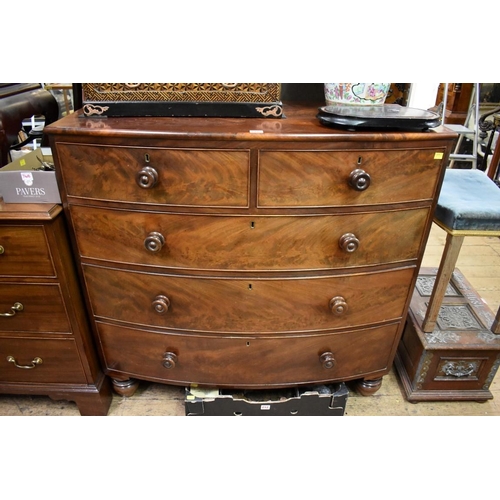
[349,168,371,191]
[162,352,178,369]
[152,295,170,314]
[319,351,336,369]
[144,232,165,252]
[136,166,158,189]
[330,296,348,315]
[339,233,359,253]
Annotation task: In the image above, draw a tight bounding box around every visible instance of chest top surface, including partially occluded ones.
[45,102,456,145]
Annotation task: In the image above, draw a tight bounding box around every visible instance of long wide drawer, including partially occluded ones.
[97,321,400,387]
[55,143,250,207]
[71,206,429,271]
[0,226,55,277]
[0,337,87,384]
[83,265,414,333]
[0,284,71,333]
[258,148,446,207]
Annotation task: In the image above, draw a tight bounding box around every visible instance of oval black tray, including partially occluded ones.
[317,104,441,131]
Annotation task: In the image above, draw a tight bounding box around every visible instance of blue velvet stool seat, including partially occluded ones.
[422,169,500,333]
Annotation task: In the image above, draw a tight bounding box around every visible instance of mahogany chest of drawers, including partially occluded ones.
[0,201,111,414]
[46,103,456,397]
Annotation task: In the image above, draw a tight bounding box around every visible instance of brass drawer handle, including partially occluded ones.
[162,352,178,369]
[152,295,170,314]
[330,296,348,316]
[0,302,23,317]
[136,166,158,189]
[349,168,371,191]
[0,245,4,254]
[339,233,359,253]
[144,232,165,252]
[319,352,336,369]
[7,355,43,369]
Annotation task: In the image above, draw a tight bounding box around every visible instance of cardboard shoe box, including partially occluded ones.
[0,148,61,203]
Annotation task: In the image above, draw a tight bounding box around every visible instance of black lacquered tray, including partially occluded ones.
[317,104,441,131]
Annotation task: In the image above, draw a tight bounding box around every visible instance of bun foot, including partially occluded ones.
[112,378,140,397]
[355,377,383,396]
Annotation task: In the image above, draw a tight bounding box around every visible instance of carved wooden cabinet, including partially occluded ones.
[0,202,111,414]
[46,103,456,397]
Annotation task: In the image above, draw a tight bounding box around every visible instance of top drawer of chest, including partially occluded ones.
[0,226,55,277]
[55,143,250,208]
[258,148,446,207]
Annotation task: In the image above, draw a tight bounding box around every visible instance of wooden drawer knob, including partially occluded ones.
[330,296,348,315]
[152,295,170,314]
[144,232,165,252]
[319,351,336,369]
[136,166,158,189]
[339,233,359,253]
[349,168,371,191]
[162,352,178,369]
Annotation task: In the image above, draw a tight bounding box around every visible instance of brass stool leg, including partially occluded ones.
[422,233,465,332]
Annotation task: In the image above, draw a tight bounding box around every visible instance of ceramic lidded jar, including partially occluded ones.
[324,83,390,106]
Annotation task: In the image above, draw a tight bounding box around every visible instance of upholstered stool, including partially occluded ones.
[423,169,500,333]
[395,169,500,401]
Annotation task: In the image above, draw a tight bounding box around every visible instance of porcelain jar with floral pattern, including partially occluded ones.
[324,83,390,106]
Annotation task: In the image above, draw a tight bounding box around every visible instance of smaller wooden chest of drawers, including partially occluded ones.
[0,201,111,415]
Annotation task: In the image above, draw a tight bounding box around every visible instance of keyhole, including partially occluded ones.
[357,156,362,165]
[145,153,150,163]
[248,284,253,290]
[250,221,255,229]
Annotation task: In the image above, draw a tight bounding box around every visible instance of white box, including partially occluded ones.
[0,148,61,203]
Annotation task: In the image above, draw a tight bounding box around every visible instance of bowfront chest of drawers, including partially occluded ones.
[0,201,111,414]
[46,103,456,397]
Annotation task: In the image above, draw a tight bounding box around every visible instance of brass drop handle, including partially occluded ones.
[7,355,43,369]
[330,296,348,315]
[349,168,371,191]
[339,233,359,253]
[319,352,336,369]
[0,302,23,317]
[0,245,4,254]
[144,232,165,252]
[136,166,158,189]
[162,352,178,369]
[152,295,170,314]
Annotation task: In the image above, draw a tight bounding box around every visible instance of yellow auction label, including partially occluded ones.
[434,152,444,160]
